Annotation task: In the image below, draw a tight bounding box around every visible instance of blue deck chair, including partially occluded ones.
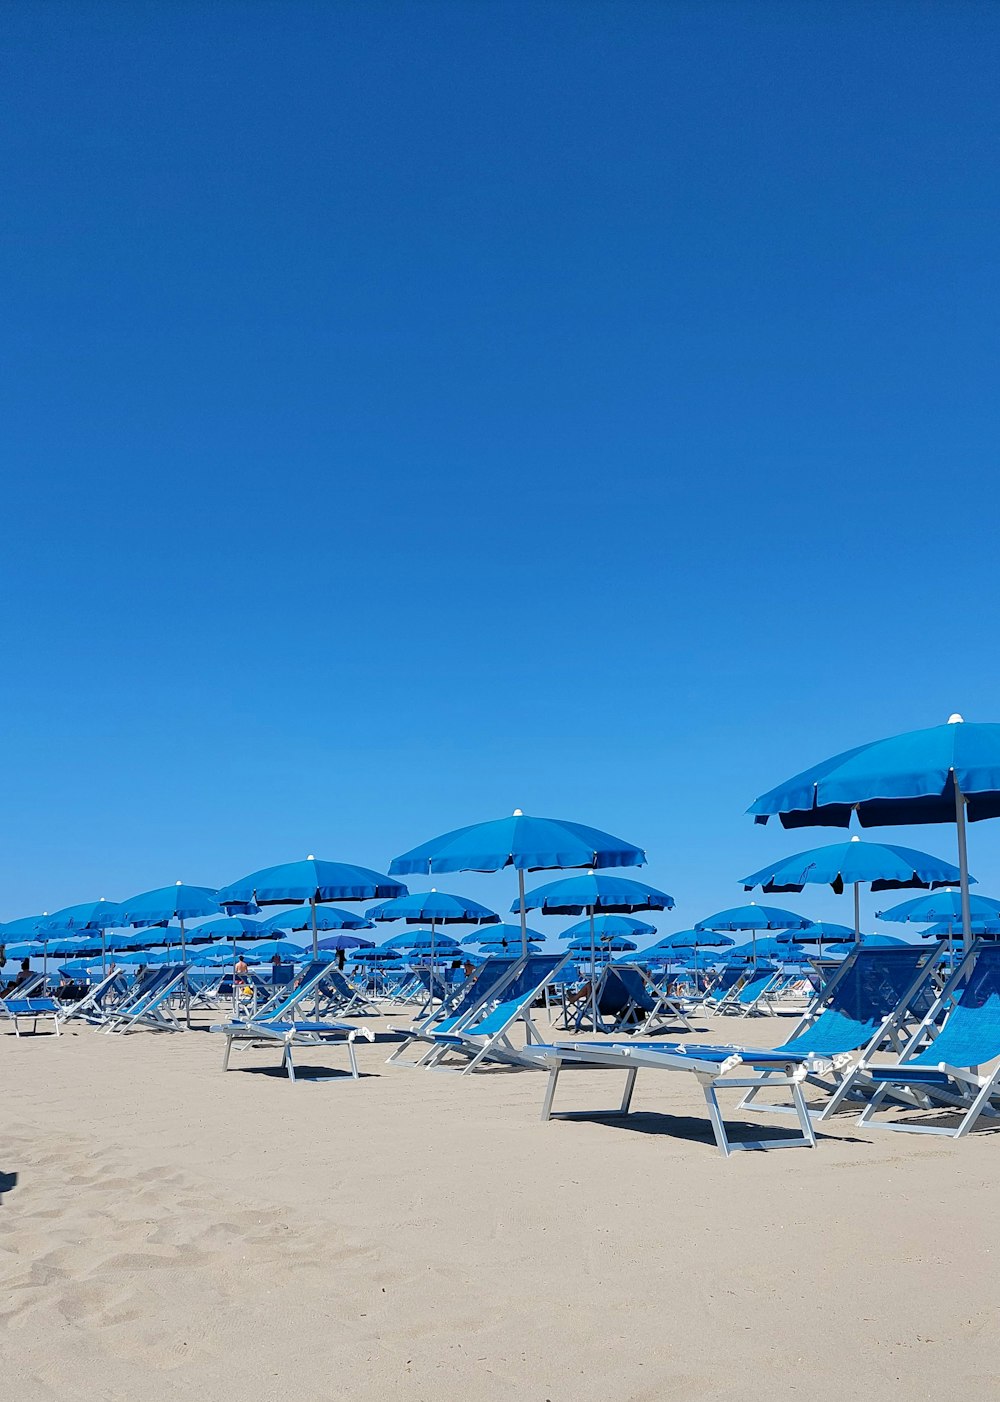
[101,963,190,1033]
[314,967,381,1017]
[700,964,750,1011]
[387,955,522,1067]
[55,969,129,1027]
[517,1039,816,1158]
[716,964,780,1016]
[847,942,1000,1138]
[422,954,570,1074]
[613,963,694,1035]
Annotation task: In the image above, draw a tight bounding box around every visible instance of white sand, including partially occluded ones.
[2,1008,999,1401]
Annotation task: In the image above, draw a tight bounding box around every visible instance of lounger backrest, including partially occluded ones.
[907,944,1000,1069]
[129,964,186,1015]
[253,961,329,1020]
[708,965,745,998]
[436,957,520,1032]
[781,945,930,1057]
[731,965,777,1002]
[464,955,566,1035]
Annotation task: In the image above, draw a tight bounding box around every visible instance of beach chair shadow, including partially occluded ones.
[0,1170,18,1201]
[234,1060,374,1081]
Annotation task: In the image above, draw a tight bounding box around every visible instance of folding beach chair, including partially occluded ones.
[700,963,749,1011]
[844,942,1000,1138]
[716,963,780,1017]
[387,955,522,1067]
[101,964,189,1033]
[55,969,129,1027]
[612,963,694,1035]
[518,1039,816,1158]
[313,967,381,1017]
[422,953,569,1074]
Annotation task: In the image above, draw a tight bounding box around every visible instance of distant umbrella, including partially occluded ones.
[559,914,657,942]
[119,883,224,1025]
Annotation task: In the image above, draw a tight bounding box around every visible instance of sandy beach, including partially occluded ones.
[3,1010,998,1402]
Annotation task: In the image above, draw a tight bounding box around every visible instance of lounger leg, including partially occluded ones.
[701,1083,732,1158]
[858,1082,892,1127]
[347,1038,359,1080]
[541,1065,561,1121]
[954,1075,1000,1139]
[790,1078,817,1148]
[619,1067,638,1115]
[222,1035,234,1071]
[284,1043,296,1082]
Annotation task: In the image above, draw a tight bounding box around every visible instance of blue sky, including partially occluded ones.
[2,3,999,938]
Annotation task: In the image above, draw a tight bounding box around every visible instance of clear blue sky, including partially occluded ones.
[3,2,999,937]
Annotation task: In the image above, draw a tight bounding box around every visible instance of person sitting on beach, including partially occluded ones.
[270,952,282,971]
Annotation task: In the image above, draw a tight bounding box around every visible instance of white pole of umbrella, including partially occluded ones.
[310,895,319,958]
[954,775,973,949]
[517,868,528,957]
[179,914,189,1027]
[853,882,861,943]
[589,905,598,1033]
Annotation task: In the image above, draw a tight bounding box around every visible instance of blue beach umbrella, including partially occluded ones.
[875,890,1000,925]
[258,906,375,935]
[696,903,810,963]
[389,810,645,957]
[216,856,406,958]
[476,939,542,955]
[315,933,375,952]
[1,914,47,938]
[822,934,911,954]
[777,921,855,945]
[567,935,637,955]
[748,714,1000,945]
[517,871,671,1027]
[729,937,808,961]
[119,883,224,1023]
[560,914,658,942]
[920,918,1000,941]
[461,922,547,947]
[244,939,305,961]
[651,929,736,951]
[366,888,497,967]
[38,900,122,932]
[741,835,968,942]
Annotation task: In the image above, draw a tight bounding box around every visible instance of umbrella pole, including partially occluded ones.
[955,779,973,948]
[853,883,861,943]
[517,869,528,958]
[180,916,190,1027]
[431,917,437,1003]
[310,897,319,959]
[589,906,598,1034]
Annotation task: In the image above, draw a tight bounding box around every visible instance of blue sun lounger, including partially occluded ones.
[101,963,189,1033]
[517,1039,816,1157]
[55,969,129,1027]
[421,954,569,1073]
[387,955,522,1067]
[1,993,63,1035]
[572,964,694,1035]
[211,960,374,1080]
[847,942,1000,1138]
[314,967,381,1017]
[715,963,780,1016]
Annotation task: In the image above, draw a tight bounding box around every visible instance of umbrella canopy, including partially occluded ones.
[245,938,306,960]
[119,884,223,927]
[184,915,271,943]
[567,935,637,954]
[217,857,405,907]
[477,939,541,955]
[823,934,912,953]
[516,873,673,915]
[216,856,405,958]
[695,904,810,932]
[315,933,375,952]
[777,921,855,944]
[876,891,1000,924]
[38,899,122,932]
[1,914,47,937]
[461,922,546,946]
[741,839,966,894]
[651,929,736,950]
[740,835,966,941]
[559,914,658,941]
[748,714,1000,944]
[258,907,375,934]
[383,930,463,954]
[921,918,1000,939]
[729,937,808,961]
[103,929,165,952]
[365,891,498,925]
[389,813,645,876]
[41,935,106,958]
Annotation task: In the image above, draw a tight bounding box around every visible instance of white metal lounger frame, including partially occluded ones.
[386,956,524,1068]
[616,964,695,1036]
[54,970,129,1027]
[219,1019,374,1081]
[529,1042,816,1158]
[101,965,189,1033]
[1,996,62,1036]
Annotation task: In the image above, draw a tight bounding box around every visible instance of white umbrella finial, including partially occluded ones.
[307,853,315,861]
[175,880,182,886]
[850,834,860,843]
[512,809,523,817]
[948,713,964,724]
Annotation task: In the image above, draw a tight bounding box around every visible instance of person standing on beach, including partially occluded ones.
[336,947,346,970]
